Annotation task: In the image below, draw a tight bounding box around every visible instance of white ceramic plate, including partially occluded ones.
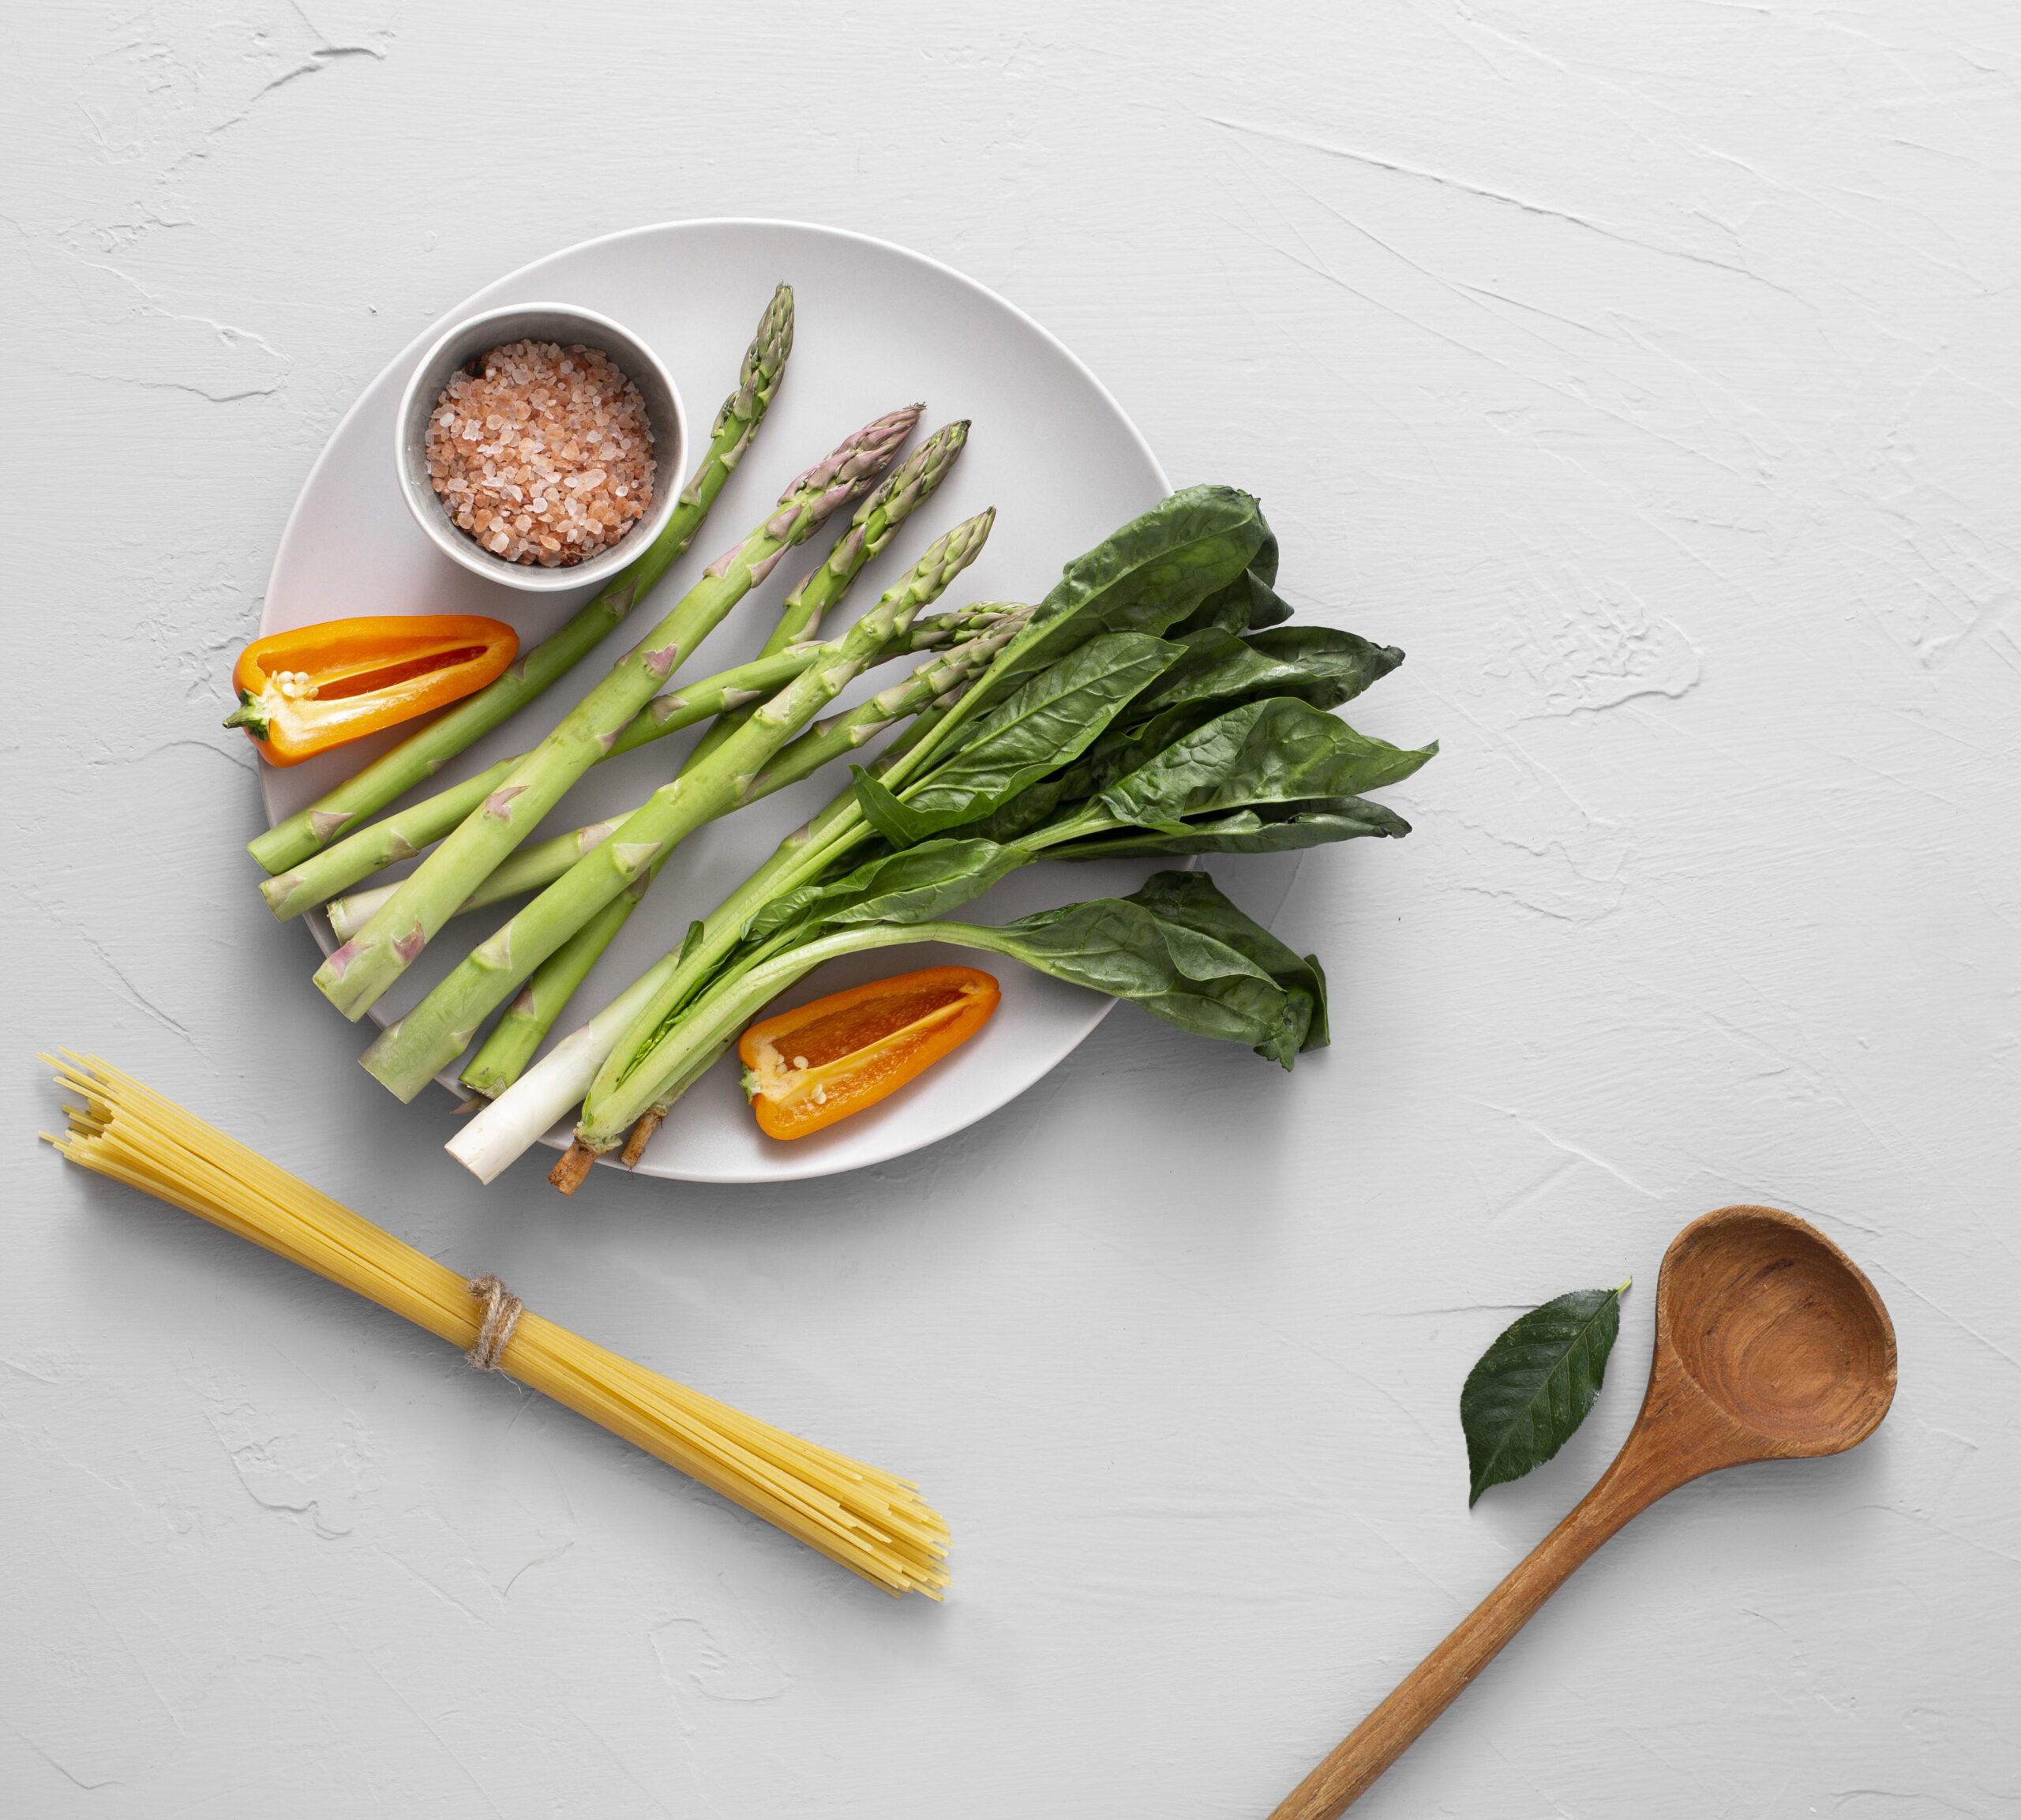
[261,220,1295,1183]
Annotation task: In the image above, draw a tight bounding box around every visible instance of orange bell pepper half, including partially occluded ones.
[738,966,1002,1139]
[225,614,519,766]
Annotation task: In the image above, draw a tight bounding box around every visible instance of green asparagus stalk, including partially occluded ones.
[452,614,1025,1100]
[681,422,969,775]
[315,402,924,1019]
[263,756,520,921]
[270,603,1003,925]
[249,283,794,876]
[359,509,995,1099]
[459,881,648,1100]
[327,817,620,942]
[325,602,1018,938]
[443,625,1018,1175]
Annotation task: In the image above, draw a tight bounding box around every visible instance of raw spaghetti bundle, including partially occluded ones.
[39,1054,948,1598]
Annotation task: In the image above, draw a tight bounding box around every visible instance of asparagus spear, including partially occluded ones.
[315,403,923,1019]
[459,883,650,1101]
[442,625,1018,1173]
[265,647,798,925]
[456,897,639,1101]
[249,285,795,876]
[359,509,996,1098]
[328,818,618,941]
[453,614,1025,1099]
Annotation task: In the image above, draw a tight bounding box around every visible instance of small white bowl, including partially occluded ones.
[394,302,688,594]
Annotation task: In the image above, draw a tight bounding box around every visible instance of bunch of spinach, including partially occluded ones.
[567,485,1434,1153]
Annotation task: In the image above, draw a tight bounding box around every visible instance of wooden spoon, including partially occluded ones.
[1269,1204,1897,1818]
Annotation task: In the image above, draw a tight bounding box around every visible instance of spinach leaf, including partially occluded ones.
[1097,699,1437,829]
[987,894,1297,1053]
[866,633,1181,845]
[1051,795,1411,859]
[934,772,1081,846]
[746,837,1025,940]
[1239,576,1295,630]
[1135,625,1404,722]
[964,869,1331,1063]
[1174,530,1292,635]
[1460,1284,1632,1507]
[933,689,1427,855]
[973,486,1270,702]
[1022,643,1423,825]
[849,765,932,849]
[1120,870,1329,1062]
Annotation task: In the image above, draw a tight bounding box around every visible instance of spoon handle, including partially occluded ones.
[1268,1448,1673,1818]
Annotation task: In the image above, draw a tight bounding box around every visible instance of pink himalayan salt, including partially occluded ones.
[423,339,654,567]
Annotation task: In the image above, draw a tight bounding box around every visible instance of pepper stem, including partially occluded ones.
[222,692,268,739]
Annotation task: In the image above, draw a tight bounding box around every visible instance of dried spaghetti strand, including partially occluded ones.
[39,1053,948,1598]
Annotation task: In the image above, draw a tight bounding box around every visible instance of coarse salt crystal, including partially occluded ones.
[424,339,654,567]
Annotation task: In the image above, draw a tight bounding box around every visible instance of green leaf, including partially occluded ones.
[1173,539,1292,635]
[961,684,1432,853]
[1120,870,1329,1063]
[987,895,1295,1051]
[938,772,1081,846]
[849,764,935,847]
[1097,698,1438,828]
[889,633,1181,842]
[1134,625,1404,724]
[957,486,1270,714]
[746,837,1024,941]
[1237,577,1294,630]
[1460,1283,1632,1507]
[1051,795,1412,860]
[966,869,1325,1060]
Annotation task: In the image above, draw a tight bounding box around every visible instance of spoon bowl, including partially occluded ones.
[1269,1204,1897,1818]
[1655,1205,1895,1454]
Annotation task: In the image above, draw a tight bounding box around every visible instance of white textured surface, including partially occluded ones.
[3,3,2016,1814]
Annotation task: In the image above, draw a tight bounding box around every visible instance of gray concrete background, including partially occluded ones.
[4,3,2016,1814]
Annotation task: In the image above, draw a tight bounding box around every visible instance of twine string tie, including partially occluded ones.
[465,1274,524,1372]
